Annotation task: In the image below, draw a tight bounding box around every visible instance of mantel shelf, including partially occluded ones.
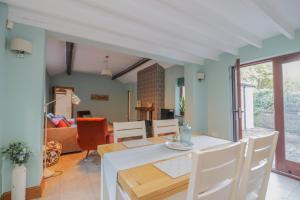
[135,107,154,112]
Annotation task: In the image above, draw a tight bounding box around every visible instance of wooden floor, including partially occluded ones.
[35,151,300,200]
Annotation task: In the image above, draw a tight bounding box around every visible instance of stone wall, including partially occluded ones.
[255,112,300,133]
[137,63,165,120]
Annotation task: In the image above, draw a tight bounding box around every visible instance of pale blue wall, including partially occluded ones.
[50,72,128,122]
[0,2,8,195]
[203,54,234,139]
[50,68,185,122]
[184,64,208,133]
[48,65,188,123]
[164,65,184,110]
[1,20,46,193]
[203,29,300,140]
[45,70,52,102]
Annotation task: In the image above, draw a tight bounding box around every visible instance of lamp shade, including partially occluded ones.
[71,93,80,105]
[101,68,112,77]
[101,55,112,77]
[10,38,32,54]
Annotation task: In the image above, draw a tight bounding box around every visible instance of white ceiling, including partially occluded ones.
[3,0,300,66]
[47,37,140,75]
[46,37,173,83]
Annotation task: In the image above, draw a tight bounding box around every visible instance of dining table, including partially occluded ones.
[97,135,231,200]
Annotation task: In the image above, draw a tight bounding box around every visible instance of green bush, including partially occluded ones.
[1,141,32,166]
[254,89,274,116]
[254,89,300,116]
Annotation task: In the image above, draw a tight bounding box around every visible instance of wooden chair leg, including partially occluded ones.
[85,150,90,159]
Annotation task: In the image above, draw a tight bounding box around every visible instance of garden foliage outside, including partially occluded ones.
[241,62,300,133]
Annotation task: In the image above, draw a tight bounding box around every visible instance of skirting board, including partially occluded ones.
[1,179,45,200]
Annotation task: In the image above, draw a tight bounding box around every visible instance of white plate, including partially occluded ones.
[165,141,194,151]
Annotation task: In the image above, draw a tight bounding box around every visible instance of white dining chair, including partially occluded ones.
[239,131,279,200]
[113,121,146,143]
[186,142,246,200]
[152,119,179,137]
[169,142,246,200]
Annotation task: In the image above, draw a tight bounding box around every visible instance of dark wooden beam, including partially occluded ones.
[112,58,151,80]
[66,42,74,75]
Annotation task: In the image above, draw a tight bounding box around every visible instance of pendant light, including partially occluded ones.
[101,55,112,77]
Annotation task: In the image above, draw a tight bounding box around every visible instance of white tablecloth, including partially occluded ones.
[102,135,231,200]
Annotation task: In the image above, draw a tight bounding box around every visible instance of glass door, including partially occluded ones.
[239,61,275,139]
[235,52,300,178]
[274,53,300,177]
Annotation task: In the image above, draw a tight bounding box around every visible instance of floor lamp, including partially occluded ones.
[44,92,80,178]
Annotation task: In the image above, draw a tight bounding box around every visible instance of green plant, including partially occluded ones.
[179,96,185,114]
[1,141,32,166]
[253,89,274,116]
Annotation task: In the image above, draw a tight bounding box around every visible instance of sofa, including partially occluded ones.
[47,118,114,154]
[47,119,81,154]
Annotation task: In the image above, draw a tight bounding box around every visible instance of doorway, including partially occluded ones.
[53,87,74,118]
[239,61,275,138]
[235,52,300,178]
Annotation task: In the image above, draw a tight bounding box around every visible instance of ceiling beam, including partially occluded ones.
[112,58,151,80]
[8,7,204,64]
[4,0,216,61]
[161,0,262,48]
[66,42,74,75]
[7,0,206,63]
[249,0,295,39]
[77,0,237,55]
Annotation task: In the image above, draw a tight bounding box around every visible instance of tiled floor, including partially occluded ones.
[36,151,300,200]
[37,152,101,200]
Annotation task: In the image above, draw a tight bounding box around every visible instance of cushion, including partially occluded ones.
[47,113,55,119]
[50,115,71,127]
[57,119,70,128]
[62,118,71,127]
[67,119,75,125]
[51,118,62,126]
[56,114,66,118]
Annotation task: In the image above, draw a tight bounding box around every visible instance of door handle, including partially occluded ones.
[233,108,243,119]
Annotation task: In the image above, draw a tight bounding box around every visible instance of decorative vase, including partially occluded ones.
[180,123,192,144]
[12,164,26,200]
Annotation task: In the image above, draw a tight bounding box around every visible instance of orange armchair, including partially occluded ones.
[77,118,112,158]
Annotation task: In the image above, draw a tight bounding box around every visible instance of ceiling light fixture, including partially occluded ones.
[101,55,112,77]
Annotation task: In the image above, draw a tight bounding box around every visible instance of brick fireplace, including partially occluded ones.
[137,63,165,120]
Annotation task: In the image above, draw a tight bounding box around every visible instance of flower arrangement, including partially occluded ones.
[1,141,32,166]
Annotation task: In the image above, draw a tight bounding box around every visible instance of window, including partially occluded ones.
[175,77,185,116]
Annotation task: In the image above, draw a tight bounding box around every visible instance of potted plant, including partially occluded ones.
[1,141,32,200]
[179,96,185,116]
